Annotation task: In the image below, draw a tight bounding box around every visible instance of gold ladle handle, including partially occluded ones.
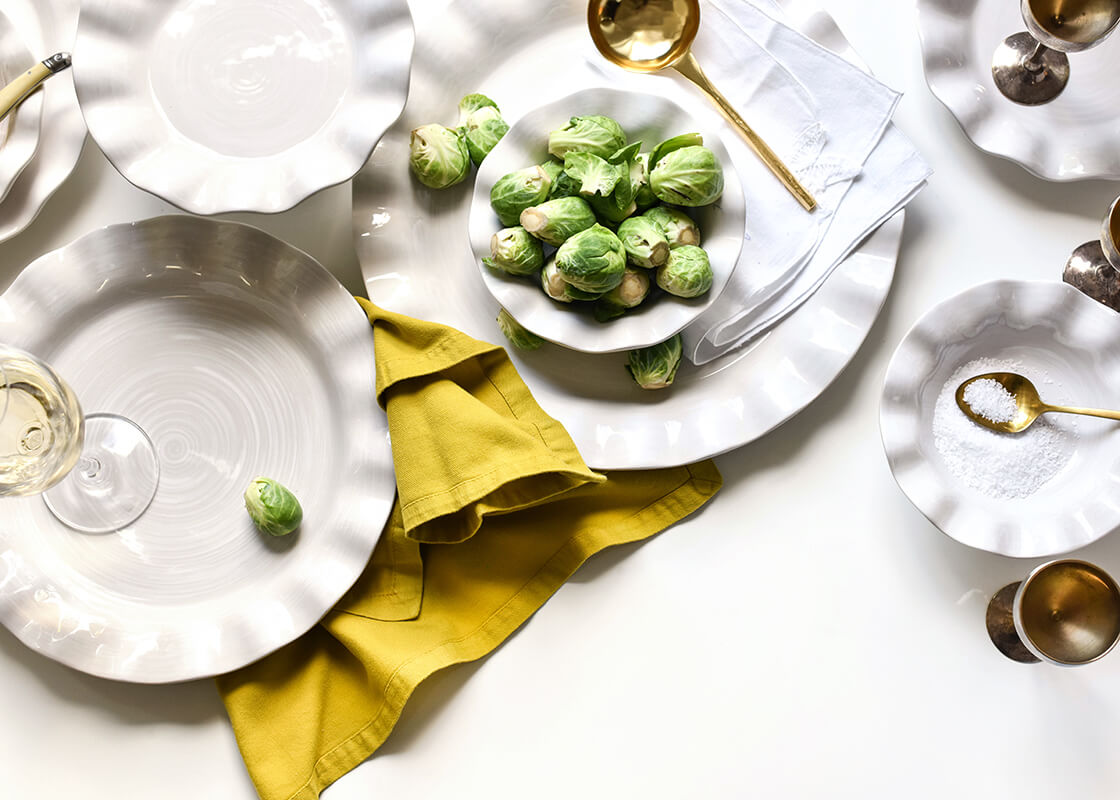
[671,50,817,212]
[1042,403,1120,423]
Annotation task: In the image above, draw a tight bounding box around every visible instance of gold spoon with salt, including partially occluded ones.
[956,371,1120,434]
[587,0,817,212]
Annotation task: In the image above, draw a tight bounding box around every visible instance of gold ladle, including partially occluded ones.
[956,371,1120,434]
[587,0,817,212]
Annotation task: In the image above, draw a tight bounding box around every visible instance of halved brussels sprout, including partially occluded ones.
[483,227,545,276]
[642,206,700,248]
[563,152,623,197]
[656,245,713,298]
[244,477,303,536]
[594,268,651,322]
[616,217,670,268]
[520,196,597,246]
[496,308,544,350]
[409,124,471,189]
[555,224,626,294]
[491,166,552,227]
[547,115,627,159]
[463,105,509,165]
[626,335,683,390]
[650,145,724,207]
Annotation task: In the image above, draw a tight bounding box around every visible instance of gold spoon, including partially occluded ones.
[587,0,817,212]
[956,371,1120,433]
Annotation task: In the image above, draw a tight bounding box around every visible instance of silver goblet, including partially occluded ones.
[1062,193,1120,311]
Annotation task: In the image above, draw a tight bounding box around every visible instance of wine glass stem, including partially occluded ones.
[1022,41,1050,73]
[77,455,102,480]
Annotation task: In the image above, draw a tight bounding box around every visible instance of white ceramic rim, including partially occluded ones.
[72,0,415,215]
[879,279,1120,558]
[469,87,746,354]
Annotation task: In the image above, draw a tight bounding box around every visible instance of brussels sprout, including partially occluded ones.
[594,268,651,321]
[563,152,623,197]
[496,308,544,350]
[555,224,626,294]
[626,335,683,390]
[548,115,627,159]
[648,132,704,173]
[656,244,713,298]
[642,206,700,248]
[457,93,499,125]
[244,477,303,536]
[632,153,657,211]
[520,196,597,246]
[491,166,552,227]
[483,227,544,276]
[588,194,638,225]
[409,124,471,189]
[585,141,640,223]
[616,217,670,268]
[650,145,724,207]
[463,106,509,165]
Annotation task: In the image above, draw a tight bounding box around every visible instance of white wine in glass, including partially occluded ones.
[0,344,159,533]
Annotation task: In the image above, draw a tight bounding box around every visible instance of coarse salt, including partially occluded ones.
[932,358,1078,499]
[961,378,1017,423]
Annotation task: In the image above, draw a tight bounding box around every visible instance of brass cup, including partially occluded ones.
[987,560,1120,665]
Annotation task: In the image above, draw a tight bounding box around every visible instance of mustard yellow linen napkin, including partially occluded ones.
[216,299,722,800]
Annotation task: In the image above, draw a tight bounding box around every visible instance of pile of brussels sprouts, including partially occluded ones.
[483,114,723,328]
[409,94,510,188]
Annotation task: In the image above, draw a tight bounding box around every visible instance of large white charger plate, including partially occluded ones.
[0,10,43,205]
[880,280,1120,558]
[0,0,85,243]
[0,216,395,683]
[469,87,745,354]
[918,0,1120,181]
[73,0,414,215]
[354,0,904,469]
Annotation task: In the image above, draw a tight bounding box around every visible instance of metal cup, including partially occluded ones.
[1063,193,1120,311]
[987,559,1120,665]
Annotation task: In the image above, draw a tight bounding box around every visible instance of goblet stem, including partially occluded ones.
[1021,40,1049,73]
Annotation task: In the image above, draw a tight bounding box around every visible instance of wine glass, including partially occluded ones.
[1062,192,1120,311]
[992,0,1120,105]
[985,559,1120,665]
[0,344,159,532]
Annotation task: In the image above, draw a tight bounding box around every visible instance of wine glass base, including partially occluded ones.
[986,582,1041,663]
[992,32,1070,106]
[1063,240,1120,312]
[43,413,159,534]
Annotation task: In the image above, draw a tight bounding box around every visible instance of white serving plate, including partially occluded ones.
[0,216,396,682]
[0,10,43,205]
[73,0,414,215]
[469,87,745,354]
[918,0,1120,181]
[354,0,903,469]
[880,280,1120,558]
[0,0,85,243]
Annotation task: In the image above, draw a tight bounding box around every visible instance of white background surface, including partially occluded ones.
[4,0,1120,797]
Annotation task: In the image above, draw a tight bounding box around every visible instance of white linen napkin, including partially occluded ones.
[668,0,930,363]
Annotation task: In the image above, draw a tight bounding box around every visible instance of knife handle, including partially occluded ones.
[0,52,71,125]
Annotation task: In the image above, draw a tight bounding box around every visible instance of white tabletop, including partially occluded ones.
[4,1,1120,797]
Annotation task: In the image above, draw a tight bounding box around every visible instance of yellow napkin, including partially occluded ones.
[217,299,722,800]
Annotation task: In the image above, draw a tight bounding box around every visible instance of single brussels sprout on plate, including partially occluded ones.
[616,216,670,268]
[650,145,724,207]
[563,152,623,197]
[483,226,544,276]
[496,308,544,350]
[594,268,651,322]
[463,105,509,166]
[244,477,303,536]
[520,196,597,246]
[548,115,627,159]
[491,165,552,227]
[409,124,471,189]
[627,335,683,390]
[648,132,704,173]
[656,244,713,298]
[643,206,700,247]
[555,223,626,294]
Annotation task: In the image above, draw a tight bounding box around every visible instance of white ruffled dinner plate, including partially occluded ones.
[880,280,1120,558]
[0,216,395,683]
[469,87,745,354]
[0,0,85,243]
[73,0,414,215]
[0,10,43,205]
[918,0,1120,181]
[355,0,903,469]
